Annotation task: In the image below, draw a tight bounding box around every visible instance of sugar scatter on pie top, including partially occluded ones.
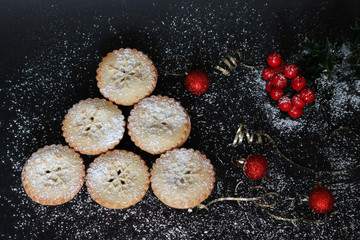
[62,98,125,155]
[97,48,157,106]
[128,95,191,154]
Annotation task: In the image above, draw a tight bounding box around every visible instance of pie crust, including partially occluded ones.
[127,95,191,154]
[86,150,150,209]
[150,148,215,209]
[62,98,125,155]
[21,145,85,205]
[96,48,157,106]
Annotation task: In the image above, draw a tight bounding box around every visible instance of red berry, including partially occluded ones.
[184,70,210,95]
[272,73,287,88]
[288,106,303,118]
[267,52,282,67]
[270,88,284,101]
[277,96,292,111]
[243,154,269,180]
[300,88,315,103]
[284,64,299,79]
[291,94,306,108]
[291,75,307,91]
[274,61,286,74]
[265,79,273,92]
[262,67,275,80]
[308,187,334,214]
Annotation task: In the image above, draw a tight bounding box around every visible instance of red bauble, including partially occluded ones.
[308,187,334,214]
[284,64,299,79]
[243,154,269,180]
[262,66,275,80]
[300,88,315,103]
[267,52,282,67]
[288,106,303,118]
[184,70,210,95]
[277,96,292,112]
[291,94,306,108]
[272,73,287,89]
[270,88,284,101]
[291,75,307,91]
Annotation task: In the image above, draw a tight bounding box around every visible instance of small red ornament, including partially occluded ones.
[291,94,306,108]
[262,66,275,80]
[184,70,210,95]
[284,64,299,79]
[243,154,269,180]
[272,73,287,89]
[288,106,303,118]
[270,88,284,101]
[277,96,292,112]
[291,75,307,91]
[308,187,334,214]
[300,88,315,103]
[267,52,282,67]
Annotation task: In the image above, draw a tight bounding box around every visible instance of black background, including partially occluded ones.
[1,0,360,239]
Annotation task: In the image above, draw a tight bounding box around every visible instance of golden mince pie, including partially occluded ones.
[21,145,85,205]
[62,98,125,155]
[150,148,215,209]
[96,48,157,106]
[86,150,150,209]
[127,95,191,155]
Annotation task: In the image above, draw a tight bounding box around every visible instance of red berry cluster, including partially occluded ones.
[262,52,315,118]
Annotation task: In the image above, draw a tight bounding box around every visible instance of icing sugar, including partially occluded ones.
[63,98,125,154]
[128,95,191,153]
[2,1,360,239]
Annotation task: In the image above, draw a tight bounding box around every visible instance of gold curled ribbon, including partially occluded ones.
[232,124,263,146]
[215,44,262,76]
[230,156,245,168]
[265,209,337,223]
[252,186,337,222]
[232,124,360,174]
[158,54,192,76]
[199,183,336,223]
[329,126,360,139]
[198,186,280,211]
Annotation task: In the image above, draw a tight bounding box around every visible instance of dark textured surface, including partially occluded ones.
[1,0,360,239]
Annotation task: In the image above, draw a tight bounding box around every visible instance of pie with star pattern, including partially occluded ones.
[86,150,150,209]
[127,95,191,154]
[62,98,125,155]
[150,148,215,209]
[21,144,85,205]
[96,48,157,106]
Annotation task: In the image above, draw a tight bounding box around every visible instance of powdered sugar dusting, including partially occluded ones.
[128,95,190,153]
[62,98,125,155]
[2,0,360,239]
[86,150,149,209]
[22,145,85,204]
[97,48,157,105]
[151,148,215,209]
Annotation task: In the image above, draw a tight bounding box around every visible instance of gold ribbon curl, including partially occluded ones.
[158,54,192,76]
[232,124,360,174]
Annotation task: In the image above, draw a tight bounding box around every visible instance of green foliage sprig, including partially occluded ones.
[292,19,360,114]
